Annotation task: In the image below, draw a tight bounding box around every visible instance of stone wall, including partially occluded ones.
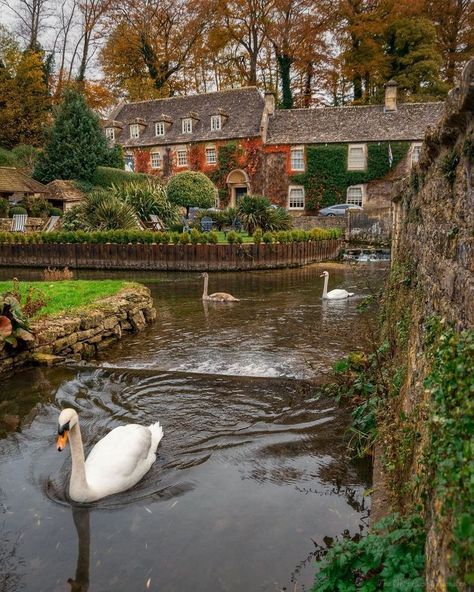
[0,217,45,231]
[347,208,392,244]
[0,285,156,377]
[373,60,473,590]
[291,215,347,231]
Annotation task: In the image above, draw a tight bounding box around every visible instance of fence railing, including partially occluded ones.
[0,240,342,271]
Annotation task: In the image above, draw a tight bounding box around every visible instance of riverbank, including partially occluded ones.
[0,281,156,376]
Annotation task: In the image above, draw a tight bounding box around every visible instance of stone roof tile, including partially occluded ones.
[111,87,264,147]
[0,167,48,194]
[266,102,444,144]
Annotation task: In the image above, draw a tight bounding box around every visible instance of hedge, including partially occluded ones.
[90,166,152,188]
[0,227,342,245]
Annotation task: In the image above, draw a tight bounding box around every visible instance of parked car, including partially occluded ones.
[319,203,363,217]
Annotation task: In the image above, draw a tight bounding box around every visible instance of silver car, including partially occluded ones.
[319,203,363,216]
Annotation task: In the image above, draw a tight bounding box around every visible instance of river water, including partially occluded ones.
[0,263,386,592]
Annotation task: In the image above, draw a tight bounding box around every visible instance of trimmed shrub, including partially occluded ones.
[262,231,274,244]
[91,166,150,188]
[208,231,219,244]
[178,232,190,244]
[190,228,201,244]
[9,206,28,217]
[226,230,237,244]
[167,171,217,215]
[48,207,64,217]
[253,228,263,244]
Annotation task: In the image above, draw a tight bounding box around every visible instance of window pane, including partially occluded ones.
[182,118,192,133]
[290,149,305,171]
[130,125,139,139]
[155,122,165,136]
[177,150,188,166]
[346,186,363,206]
[288,187,305,209]
[412,145,421,164]
[348,145,366,170]
[151,153,161,168]
[211,116,221,131]
[206,148,216,164]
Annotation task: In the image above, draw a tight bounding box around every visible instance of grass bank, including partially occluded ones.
[0,279,131,318]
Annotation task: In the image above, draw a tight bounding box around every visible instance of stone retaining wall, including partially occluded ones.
[291,216,347,231]
[0,217,45,231]
[0,284,156,377]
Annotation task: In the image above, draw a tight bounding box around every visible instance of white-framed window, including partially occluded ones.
[177,149,188,167]
[288,185,305,210]
[130,124,140,139]
[151,151,162,169]
[105,127,115,141]
[211,115,222,131]
[290,146,305,171]
[348,144,367,170]
[346,185,364,206]
[411,142,422,165]
[182,118,192,134]
[205,146,217,164]
[155,122,165,137]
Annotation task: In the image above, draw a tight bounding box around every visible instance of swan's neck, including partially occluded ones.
[69,421,90,500]
[322,274,329,299]
[202,275,208,300]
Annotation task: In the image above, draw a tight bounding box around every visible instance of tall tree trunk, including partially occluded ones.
[303,61,313,107]
[277,52,293,109]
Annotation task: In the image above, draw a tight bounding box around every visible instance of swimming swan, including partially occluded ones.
[202,272,239,302]
[320,271,355,300]
[56,408,163,503]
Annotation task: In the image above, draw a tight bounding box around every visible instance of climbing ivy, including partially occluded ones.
[423,320,474,589]
[313,513,426,592]
[291,142,410,209]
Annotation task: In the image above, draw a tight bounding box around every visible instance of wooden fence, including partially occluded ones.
[0,240,342,271]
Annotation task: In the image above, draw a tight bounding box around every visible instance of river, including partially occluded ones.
[0,263,386,591]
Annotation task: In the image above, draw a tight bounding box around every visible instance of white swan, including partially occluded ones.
[56,408,163,503]
[320,271,355,300]
[202,272,239,302]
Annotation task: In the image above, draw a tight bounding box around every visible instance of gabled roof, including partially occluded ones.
[0,167,48,194]
[266,102,444,144]
[46,180,84,203]
[109,87,265,147]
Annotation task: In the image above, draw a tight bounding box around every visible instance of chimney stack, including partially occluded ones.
[384,80,398,112]
[264,92,275,115]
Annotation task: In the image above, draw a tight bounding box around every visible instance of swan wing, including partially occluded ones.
[84,424,157,493]
[327,289,350,299]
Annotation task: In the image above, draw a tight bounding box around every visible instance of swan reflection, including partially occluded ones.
[68,507,90,592]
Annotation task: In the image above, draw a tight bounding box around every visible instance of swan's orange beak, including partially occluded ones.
[57,431,68,451]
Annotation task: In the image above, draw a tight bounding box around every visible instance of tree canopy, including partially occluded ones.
[167,171,217,215]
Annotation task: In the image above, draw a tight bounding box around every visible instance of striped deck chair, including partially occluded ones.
[42,215,61,232]
[149,214,166,231]
[11,214,28,232]
[133,213,146,230]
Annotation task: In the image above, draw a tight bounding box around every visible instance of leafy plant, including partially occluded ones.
[253,228,263,244]
[237,194,272,234]
[226,230,237,244]
[22,195,49,217]
[42,267,74,281]
[313,513,425,592]
[0,198,9,218]
[9,206,28,217]
[0,280,46,346]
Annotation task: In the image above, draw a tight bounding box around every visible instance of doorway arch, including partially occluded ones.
[226,169,250,207]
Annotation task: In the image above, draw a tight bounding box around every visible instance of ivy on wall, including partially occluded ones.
[291,142,410,209]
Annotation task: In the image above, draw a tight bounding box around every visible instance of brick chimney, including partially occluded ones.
[384,80,398,112]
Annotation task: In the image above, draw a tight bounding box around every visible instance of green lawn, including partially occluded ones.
[0,280,131,318]
[215,231,254,243]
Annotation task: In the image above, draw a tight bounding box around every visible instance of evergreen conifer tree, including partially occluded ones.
[34,89,114,183]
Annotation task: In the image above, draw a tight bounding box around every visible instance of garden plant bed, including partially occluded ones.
[0,281,156,377]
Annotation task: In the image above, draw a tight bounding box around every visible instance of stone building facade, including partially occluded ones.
[104,85,443,214]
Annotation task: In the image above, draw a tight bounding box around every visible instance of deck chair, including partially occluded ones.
[149,214,166,231]
[133,213,146,230]
[200,216,213,232]
[11,214,28,232]
[42,215,60,232]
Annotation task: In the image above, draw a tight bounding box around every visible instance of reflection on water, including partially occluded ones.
[0,264,386,591]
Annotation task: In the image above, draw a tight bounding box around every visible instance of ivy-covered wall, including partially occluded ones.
[291,142,410,210]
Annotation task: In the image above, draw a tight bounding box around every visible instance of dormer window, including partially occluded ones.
[155,122,165,137]
[211,115,222,131]
[105,128,115,141]
[130,124,140,139]
[182,118,192,134]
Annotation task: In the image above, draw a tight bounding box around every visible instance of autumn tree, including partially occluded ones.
[0,29,51,148]
[0,0,51,51]
[33,89,115,182]
[425,0,474,85]
[102,0,215,98]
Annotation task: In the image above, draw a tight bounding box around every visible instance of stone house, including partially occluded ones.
[46,180,85,211]
[104,83,443,214]
[0,166,48,204]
